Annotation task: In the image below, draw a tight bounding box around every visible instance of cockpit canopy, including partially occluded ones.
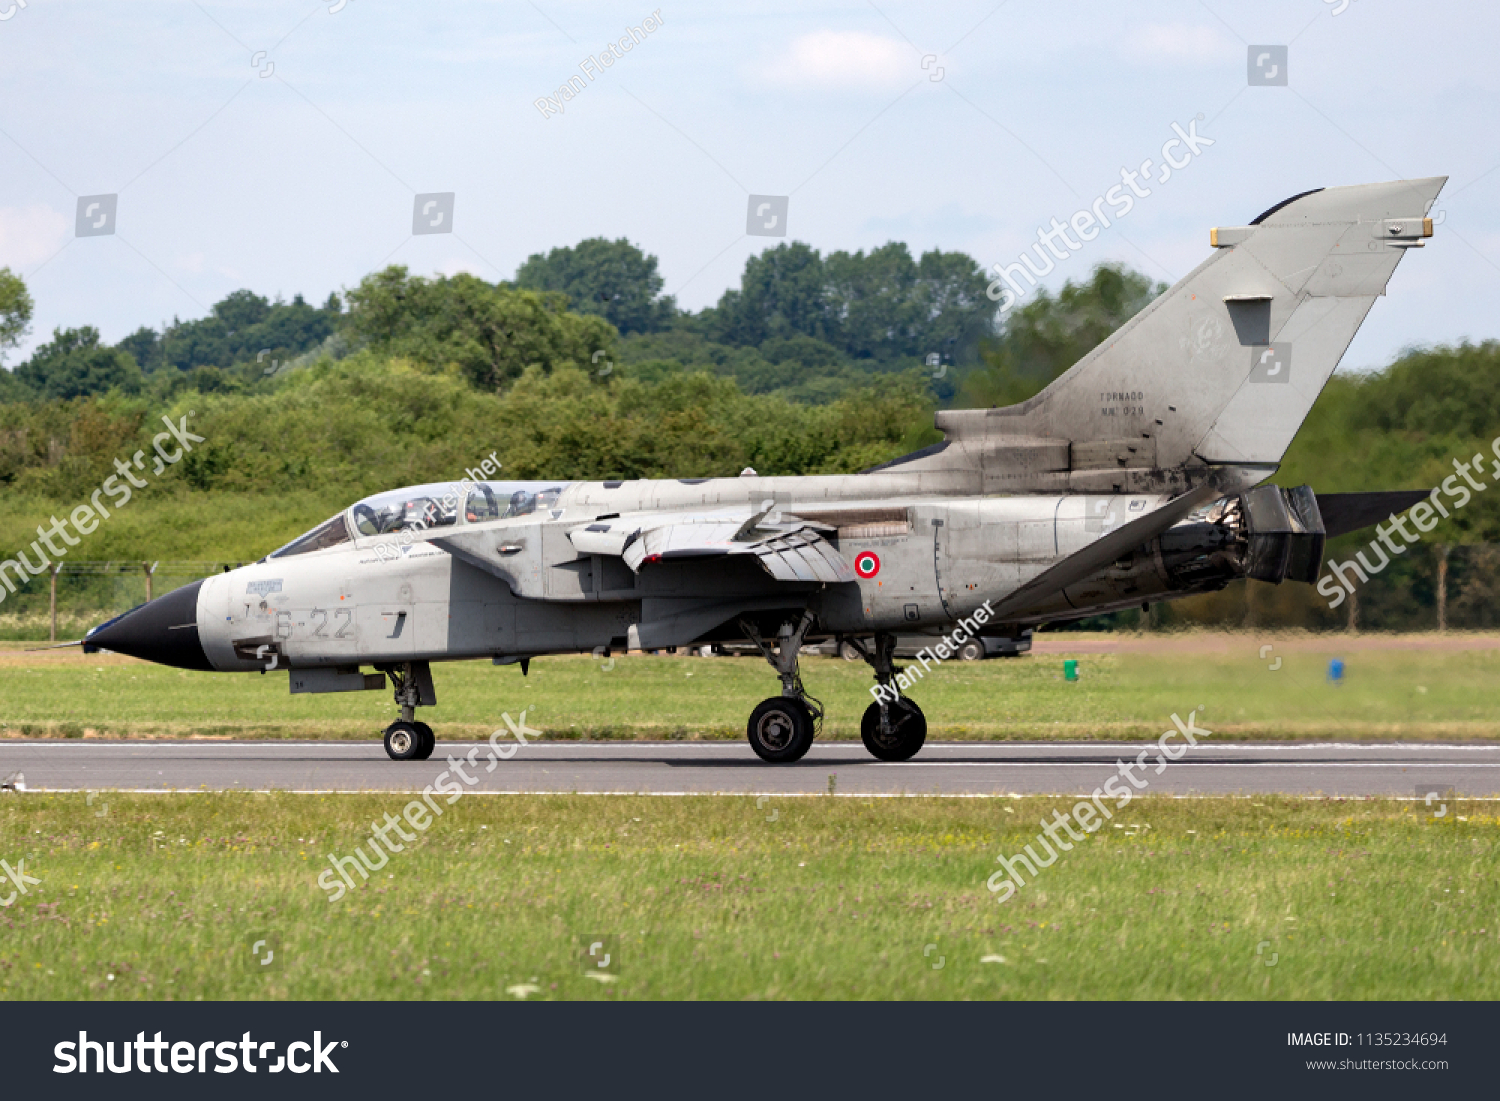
[268,480,570,558]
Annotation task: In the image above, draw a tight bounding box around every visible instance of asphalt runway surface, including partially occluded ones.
[2,740,1498,798]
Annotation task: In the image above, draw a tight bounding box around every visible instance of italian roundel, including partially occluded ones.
[853,551,881,579]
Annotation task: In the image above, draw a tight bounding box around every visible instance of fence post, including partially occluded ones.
[1346,585,1359,634]
[49,563,59,643]
[1435,545,1449,632]
[145,561,158,603]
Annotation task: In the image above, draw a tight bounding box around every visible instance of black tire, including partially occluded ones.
[838,641,863,662]
[413,722,436,760]
[957,639,985,662]
[384,721,423,761]
[860,698,927,762]
[746,697,814,763]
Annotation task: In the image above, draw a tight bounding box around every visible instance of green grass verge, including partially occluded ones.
[0,793,1493,1000]
[4,642,1500,742]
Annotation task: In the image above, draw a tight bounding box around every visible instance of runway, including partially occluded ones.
[2,739,1498,798]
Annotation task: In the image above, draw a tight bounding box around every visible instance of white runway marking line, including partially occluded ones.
[4,739,1500,753]
[876,761,1500,768]
[21,787,1500,801]
[0,738,1494,747]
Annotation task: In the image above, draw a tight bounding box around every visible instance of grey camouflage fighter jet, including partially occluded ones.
[81,178,1444,764]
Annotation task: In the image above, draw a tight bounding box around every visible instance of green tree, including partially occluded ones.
[343,266,614,391]
[822,242,922,358]
[710,242,994,365]
[514,237,676,335]
[911,247,996,366]
[116,326,163,372]
[959,263,1166,407]
[0,266,34,366]
[710,242,830,349]
[15,326,143,400]
[122,290,342,376]
[0,367,29,403]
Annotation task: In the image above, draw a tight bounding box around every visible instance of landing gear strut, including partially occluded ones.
[740,611,822,763]
[381,661,435,761]
[854,632,926,762]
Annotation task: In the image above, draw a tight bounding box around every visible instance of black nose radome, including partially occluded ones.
[83,578,213,671]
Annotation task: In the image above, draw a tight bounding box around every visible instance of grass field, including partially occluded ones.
[4,633,1500,742]
[0,792,1493,1000]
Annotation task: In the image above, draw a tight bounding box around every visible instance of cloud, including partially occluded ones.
[759,30,914,90]
[0,205,69,270]
[1121,24,1237,66]
[435,257,485,278]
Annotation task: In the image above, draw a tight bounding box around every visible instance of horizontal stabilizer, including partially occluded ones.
[1317,490,1431,538]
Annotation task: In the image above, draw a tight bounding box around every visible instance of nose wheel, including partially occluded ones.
[385,721,420,760]
[381,662,437,760]
[384,718,434,760]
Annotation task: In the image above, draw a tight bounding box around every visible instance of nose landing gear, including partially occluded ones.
[380,661,436,760]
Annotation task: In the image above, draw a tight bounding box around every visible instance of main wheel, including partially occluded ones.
[746,697,814,763]
[838,641,863,662]
[413,721,436,760]
[860,698,927,761]
[384,721,423,761]
[957,639,985,661]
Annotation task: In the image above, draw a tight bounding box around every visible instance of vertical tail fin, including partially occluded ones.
[930,177,1445,489]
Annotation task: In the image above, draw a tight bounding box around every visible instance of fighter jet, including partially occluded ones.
[81,178,1445,763]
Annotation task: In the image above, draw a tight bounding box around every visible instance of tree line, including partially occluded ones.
[0,237,998,407]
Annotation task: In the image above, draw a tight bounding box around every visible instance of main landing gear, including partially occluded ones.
[740,612,823,763]
[854,632,927,762]
[381,661,436,761]
[738,619,927,763]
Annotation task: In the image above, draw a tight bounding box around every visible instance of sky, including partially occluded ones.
[1,0,1497,372]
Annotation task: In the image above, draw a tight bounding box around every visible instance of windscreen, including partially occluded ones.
[268,513,353,558]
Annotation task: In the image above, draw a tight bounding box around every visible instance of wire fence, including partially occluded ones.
[5,561,252,642]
